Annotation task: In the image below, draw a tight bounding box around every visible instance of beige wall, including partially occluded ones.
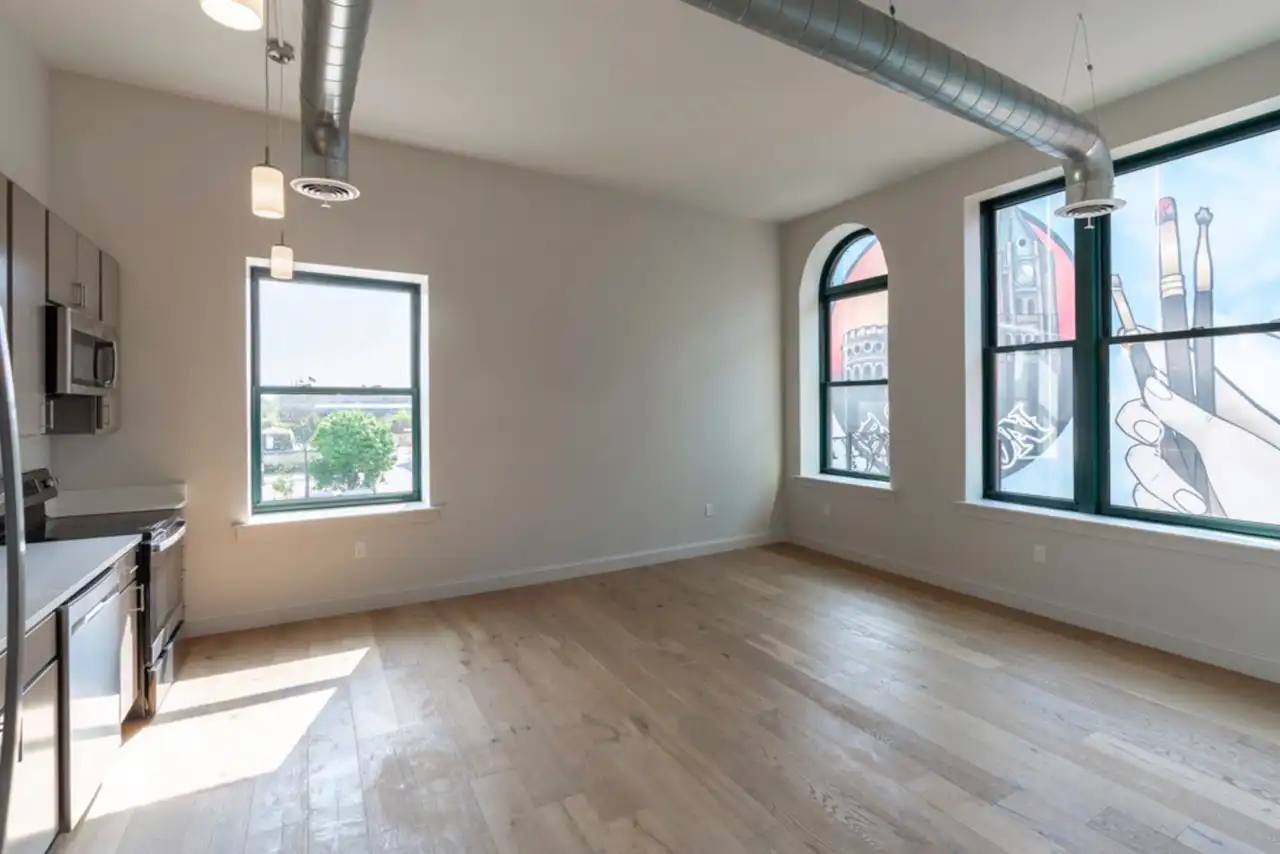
[0,19,48,205]
[48,74,781,633]
[783,43,1280,682]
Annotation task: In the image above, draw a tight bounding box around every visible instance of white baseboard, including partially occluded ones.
[793,534,1280,685]
[188,532,780,637]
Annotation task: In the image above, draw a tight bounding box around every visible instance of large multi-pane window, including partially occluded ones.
[820,230,890,480]
[250,268,422,513]
[982,112,1280,538]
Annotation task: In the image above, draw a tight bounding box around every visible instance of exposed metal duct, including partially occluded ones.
[678,0,1123,218]
[291,0,373,203]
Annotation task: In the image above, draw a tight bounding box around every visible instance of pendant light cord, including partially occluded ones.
[275,0,288,245]
[262,0,272,162]
[276,0,285,156]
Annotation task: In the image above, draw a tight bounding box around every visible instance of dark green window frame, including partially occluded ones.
[819,229,890,482]
[249,267,423,514]
[981,108,1280,541]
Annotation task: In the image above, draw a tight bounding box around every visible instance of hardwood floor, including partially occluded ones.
[55,545,1280,853]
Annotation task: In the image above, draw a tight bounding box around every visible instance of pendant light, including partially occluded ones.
[271,235,295,280]
[200,0,263,31]
[250,0,284,219]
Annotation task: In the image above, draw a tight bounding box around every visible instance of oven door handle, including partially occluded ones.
[152,522,187,553]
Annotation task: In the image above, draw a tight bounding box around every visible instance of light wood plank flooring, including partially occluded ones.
[56,545,1280,853]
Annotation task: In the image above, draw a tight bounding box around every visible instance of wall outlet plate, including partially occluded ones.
[1033,544,1046,564]
[355,541,367,559]
[704,503,715,518]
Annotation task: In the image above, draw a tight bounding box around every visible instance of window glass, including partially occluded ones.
[258,393,416,506]
[259,278,414,389]
[993,349,1074,500]
[1108,332,1280,526]
[828,291,889,381]
[827,233,887,288]
[1110,132,1280,335]
[992,191,1075,345]
[827,385,890,477]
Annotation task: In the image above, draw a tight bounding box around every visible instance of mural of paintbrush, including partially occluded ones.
[1111,275,1155,385]
[1155,197,1202,489]
[1192,207,1216,414]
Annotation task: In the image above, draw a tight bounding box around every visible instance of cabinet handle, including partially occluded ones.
[45,398,55,432]
[73,592,116,632]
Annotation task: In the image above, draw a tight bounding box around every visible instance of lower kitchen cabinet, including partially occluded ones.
[2,619,61,854]
[62,564,126,830]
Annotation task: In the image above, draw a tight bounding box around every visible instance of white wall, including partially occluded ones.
[783,43,1280,682]
[48,74,781,634]
[0,15,51,472]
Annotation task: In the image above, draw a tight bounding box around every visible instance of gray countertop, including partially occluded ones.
[0,535,140,654]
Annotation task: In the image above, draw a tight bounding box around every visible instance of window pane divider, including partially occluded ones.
[987,339,1076,355]
[823,277,888,300]
[1101,319,1280,346]
[824,379,889,389]
[258,386,416,396]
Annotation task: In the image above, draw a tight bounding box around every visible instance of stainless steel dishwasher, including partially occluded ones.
[61,558,130,829]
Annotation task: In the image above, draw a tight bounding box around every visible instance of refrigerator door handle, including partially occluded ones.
[0,303,27,852]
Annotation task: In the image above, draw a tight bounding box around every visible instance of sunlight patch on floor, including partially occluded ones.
[85,647,370,817]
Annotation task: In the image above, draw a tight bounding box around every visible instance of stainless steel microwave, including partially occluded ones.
[47,306,118,396]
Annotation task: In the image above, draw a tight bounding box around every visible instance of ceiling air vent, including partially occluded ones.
[290,177,360,203]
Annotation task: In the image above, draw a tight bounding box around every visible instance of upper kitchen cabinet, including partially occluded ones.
[9,182,48,437]
[46,210,76,307]
[77,234,101,319]
[47,212,100,317]
[101,253,121,327]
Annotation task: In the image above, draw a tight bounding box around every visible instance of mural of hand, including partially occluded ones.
[1116,375,1280,524]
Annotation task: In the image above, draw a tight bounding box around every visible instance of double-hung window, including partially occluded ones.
[819,230,891,480]
[250,267,423,513]
[982,111,1280,538]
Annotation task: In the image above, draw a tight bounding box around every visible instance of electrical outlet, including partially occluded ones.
[355,541,367,560]
[704,503,715,518]
[823,503,832,517]
[1033,544,1046,564]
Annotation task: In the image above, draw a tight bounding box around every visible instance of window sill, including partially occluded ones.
[793,474,897,500]
[955,499,1280,568]
[234,501,442,542]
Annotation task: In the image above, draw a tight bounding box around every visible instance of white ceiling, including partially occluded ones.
[3,0,1280,220]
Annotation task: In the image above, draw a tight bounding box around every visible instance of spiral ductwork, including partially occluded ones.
[678,0,1122,217]
[292,0,373,203]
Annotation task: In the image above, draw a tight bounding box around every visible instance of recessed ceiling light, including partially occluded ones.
[200,0,264,32]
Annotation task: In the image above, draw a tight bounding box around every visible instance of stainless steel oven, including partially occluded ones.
[47,305,118,395]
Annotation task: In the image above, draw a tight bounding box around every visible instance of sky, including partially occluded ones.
[258,279,415,389]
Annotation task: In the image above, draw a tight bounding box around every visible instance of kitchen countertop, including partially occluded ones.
[0,535,140,654]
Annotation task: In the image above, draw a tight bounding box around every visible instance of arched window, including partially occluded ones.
[820,230,889,480]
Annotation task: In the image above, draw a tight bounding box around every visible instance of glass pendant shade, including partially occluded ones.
[270,242,295,280]
[200,0,264,31]
[252,163,285,219]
